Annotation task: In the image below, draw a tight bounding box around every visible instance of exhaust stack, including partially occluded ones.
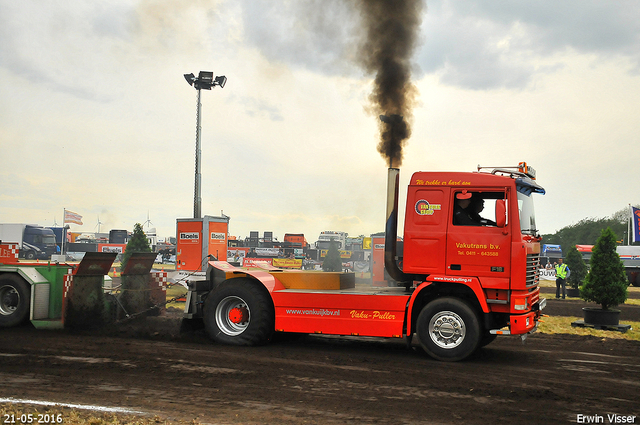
[385,167,411,284]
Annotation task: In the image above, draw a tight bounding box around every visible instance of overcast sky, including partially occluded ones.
[1,0,639,243]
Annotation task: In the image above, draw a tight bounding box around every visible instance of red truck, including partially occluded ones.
[184,163,546,361]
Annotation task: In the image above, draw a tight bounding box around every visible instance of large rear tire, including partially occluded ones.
[204,279,274,346]
[416,297,481,362]
[0,274,31,328]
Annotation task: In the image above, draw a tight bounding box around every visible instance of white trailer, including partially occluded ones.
[616,246,640,287]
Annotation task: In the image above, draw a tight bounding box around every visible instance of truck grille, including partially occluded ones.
[526,253,540,288]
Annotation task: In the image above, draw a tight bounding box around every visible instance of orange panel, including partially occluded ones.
[176,220,203,271]
[272,291,408,337]
[208,221,228,261]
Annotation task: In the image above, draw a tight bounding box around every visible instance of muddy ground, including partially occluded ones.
[1,287,639,424]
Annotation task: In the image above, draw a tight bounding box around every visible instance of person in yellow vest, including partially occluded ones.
[555,258,570,299]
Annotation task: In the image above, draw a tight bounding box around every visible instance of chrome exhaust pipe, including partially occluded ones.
[385,167,410,283]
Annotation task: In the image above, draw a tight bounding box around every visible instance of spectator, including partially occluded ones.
[555,258,570,299]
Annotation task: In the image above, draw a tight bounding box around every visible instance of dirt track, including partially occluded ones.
[1,296,639,424]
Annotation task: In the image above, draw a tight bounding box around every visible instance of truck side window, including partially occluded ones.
[453,191,504,227]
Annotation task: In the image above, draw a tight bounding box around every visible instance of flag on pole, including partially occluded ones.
[64,209,83,225]
[631,206,640,243]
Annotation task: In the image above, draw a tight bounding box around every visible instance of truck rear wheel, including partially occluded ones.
[416,297,481,362]
[0,274,31,328]
[204,278,274,346]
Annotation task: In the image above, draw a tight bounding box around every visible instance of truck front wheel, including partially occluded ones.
[416,297,481,362]
[0,274,31,327]
[204,279,274,346]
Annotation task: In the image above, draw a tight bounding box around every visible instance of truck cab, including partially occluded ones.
[390,163,546,357]
[23,225,58,259]
[403,168,543,282]
[315,231,347,250]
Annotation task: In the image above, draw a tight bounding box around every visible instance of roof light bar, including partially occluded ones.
[477,162,537,180]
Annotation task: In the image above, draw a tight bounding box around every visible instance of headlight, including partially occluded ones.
[514,298,528,311]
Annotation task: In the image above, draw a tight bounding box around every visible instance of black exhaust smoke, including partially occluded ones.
[356,0,424,168]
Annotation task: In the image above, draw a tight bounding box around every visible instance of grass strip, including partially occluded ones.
[538,315,639,341]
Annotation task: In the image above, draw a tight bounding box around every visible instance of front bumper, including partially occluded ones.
[490,297,546,336]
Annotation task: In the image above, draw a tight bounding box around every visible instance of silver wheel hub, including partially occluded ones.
[215,296,250,336]
[429,310,466,349]
[0,286,19,316]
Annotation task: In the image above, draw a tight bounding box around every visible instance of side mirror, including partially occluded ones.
[495,199,507,228]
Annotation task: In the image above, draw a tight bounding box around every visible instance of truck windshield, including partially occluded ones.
[32,234,57,245]
[517,192,537,235]
[515,177,545,236]
[316,240,342,250]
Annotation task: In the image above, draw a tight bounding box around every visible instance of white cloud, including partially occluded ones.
[417,0,640,90]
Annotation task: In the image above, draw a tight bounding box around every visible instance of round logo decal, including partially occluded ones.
[415,199,441,216]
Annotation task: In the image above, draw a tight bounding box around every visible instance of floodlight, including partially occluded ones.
[198,71,214,83]
[214,75,227,88]
[183,73,196,86]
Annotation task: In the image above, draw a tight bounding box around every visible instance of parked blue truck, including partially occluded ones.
[0,224,57,260]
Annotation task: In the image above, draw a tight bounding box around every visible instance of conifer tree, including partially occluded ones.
[322,237,343,272]
[121,223,151,272]
[580,227,628,310]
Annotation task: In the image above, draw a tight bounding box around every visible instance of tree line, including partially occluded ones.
[541,206,639,248]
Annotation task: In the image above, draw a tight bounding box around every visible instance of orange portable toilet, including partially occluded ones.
[176,215,229,273]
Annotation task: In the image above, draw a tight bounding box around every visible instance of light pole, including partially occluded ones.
[184,71,227,219]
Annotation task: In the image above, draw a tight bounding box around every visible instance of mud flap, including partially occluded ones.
[64,252,116,329]
[118,253,159,320]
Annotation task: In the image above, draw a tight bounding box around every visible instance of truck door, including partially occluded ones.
[403,187,450,275]
[446,189,510,282]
